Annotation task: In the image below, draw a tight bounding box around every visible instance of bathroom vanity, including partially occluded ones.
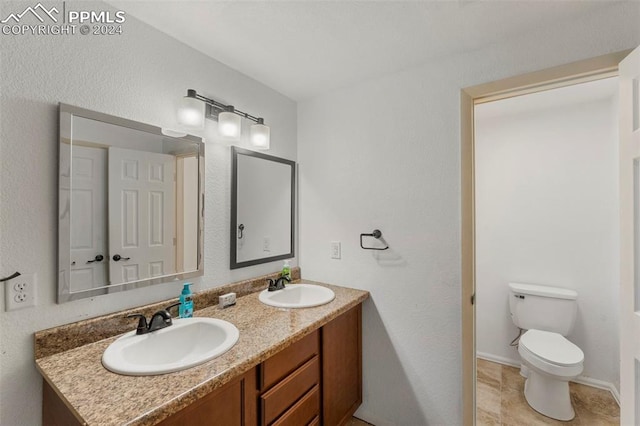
[36,275,367,426]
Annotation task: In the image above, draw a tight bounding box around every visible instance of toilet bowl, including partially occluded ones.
[518,329,584,421]
[508,282,584,421]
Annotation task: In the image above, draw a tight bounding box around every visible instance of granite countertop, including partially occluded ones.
[35,281,369,426]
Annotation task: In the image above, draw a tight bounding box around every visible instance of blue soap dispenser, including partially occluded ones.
[179,283,194,318]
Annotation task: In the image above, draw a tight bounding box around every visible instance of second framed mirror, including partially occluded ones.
[231,147,295,269]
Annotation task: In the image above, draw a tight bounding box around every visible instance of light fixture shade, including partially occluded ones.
[250,123,270,150]
[161,128,187,138]
[218,111,241,139]
[177,93,205,129]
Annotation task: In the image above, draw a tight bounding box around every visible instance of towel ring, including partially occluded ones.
[360,229,389,250]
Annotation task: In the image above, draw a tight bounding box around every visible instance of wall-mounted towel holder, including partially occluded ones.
[0,271,21,282]
[360,229,389,251]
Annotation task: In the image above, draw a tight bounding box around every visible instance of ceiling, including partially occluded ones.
[108,1,614,101]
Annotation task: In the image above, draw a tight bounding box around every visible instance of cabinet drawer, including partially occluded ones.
[261,330,319,390]
[272,386,320,426]
[261,356,319,425]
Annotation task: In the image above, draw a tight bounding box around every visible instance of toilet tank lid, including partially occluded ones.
[508,282,577,300]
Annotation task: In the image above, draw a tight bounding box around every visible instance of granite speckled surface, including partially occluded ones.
[35,278,368,426]
[35,268,301,360]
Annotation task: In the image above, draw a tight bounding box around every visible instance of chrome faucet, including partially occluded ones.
[127,302,181,335]
[267,276,290,292]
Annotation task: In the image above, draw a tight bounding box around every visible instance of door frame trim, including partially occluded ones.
[460,49,632,426]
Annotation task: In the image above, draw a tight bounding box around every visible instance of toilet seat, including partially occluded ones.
[520,329,584,366]
[519,330,584,379]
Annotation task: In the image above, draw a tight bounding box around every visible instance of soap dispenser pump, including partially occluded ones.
[179,283,194,318]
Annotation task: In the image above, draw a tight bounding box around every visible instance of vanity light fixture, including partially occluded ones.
[250,118,270,150]
[177,90,206,129]
[177,89,270,149]
[218,106,241,139]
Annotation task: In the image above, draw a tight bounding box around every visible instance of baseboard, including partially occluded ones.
[572,376,621,406]
[476,352,620,406]
[476,351,520,367]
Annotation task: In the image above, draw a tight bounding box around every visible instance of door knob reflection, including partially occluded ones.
[87,254,104,263]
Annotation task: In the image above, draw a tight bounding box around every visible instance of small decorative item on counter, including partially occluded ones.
[179,283,194,318]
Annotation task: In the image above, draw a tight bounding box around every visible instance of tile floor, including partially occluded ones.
[477,359,620,426]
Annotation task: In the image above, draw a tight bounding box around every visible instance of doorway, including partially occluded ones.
[459,49,633,426]
[474,77,620,424]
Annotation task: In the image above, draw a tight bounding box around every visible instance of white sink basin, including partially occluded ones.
[259,283,335,308]
[102,317,239,376]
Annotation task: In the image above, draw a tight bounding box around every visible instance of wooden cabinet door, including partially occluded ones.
[322,304,362,426]
[42,380,82,426]
[159,368,257,426]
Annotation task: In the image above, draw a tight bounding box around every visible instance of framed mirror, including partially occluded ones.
[231,147,295,269]
[58,104,205,303]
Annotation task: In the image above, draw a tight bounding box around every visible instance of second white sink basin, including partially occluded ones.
[259,283,335,308]
[102,317,239,376]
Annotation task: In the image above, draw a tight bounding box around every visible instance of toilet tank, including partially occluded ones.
[508,282,578,336]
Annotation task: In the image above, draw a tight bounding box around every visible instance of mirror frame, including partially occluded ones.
[230,147,295,269]
[58,103,205,303]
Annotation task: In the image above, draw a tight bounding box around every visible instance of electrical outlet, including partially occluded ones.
[5,273,37,311]
[263,236,271,252]
[331,241,341,259]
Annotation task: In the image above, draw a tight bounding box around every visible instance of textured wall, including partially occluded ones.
[476,93,620,392]
[297,4,639,425]
[0,2,296,425]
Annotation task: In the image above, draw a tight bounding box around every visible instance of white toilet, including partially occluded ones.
[508,282,584,421]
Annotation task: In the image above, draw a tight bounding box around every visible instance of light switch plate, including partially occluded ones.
[331,241,341,259]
